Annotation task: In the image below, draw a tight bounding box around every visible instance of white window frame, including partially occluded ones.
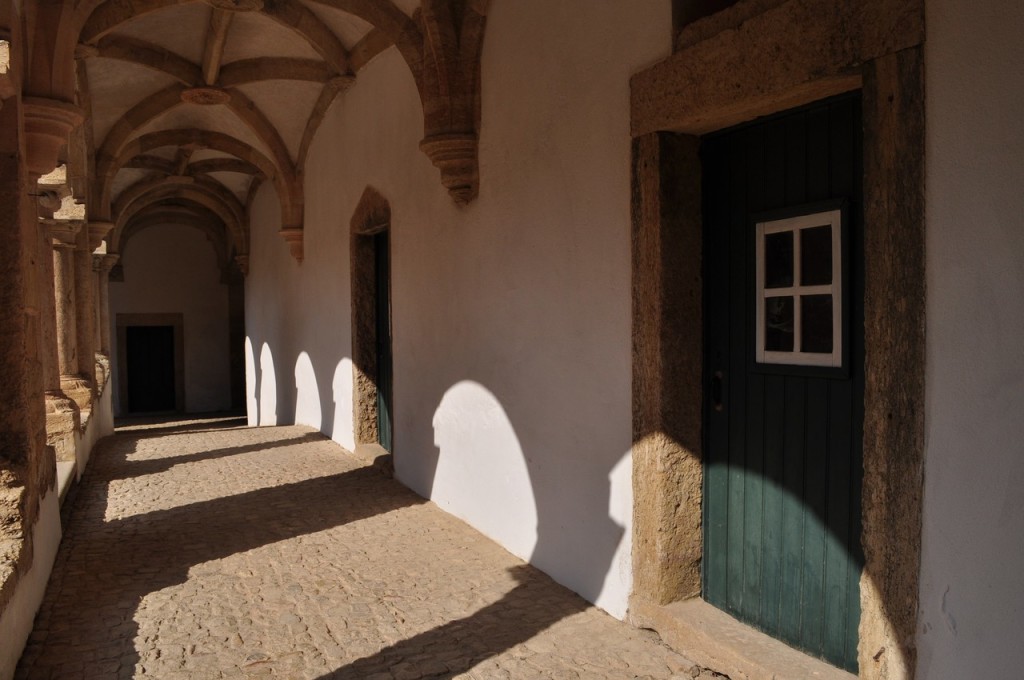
[755,209,843,367]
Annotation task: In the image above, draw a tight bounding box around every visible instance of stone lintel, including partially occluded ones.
[630,0,923,136]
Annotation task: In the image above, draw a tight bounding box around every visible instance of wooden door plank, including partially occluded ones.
[725,131,750,614]
[823,379,854,667]
[801,379,830,655]
[778,376,806,643]
[702,133,732,607]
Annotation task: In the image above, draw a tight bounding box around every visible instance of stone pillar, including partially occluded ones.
[0,94,79,579]
[51,221,92,414]
[38,215,82,462]
[92,253,118,392]
[72,224,96,418]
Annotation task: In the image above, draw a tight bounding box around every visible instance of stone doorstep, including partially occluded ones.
[56,460,77,507]
[352,442,394,477]
[630,597,858,680]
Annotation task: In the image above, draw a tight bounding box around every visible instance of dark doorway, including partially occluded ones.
[701,93,864,671]
[126,325,177,413]
[374,231,393,452]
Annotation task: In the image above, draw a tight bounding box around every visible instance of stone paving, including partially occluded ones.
[16,417,712,679]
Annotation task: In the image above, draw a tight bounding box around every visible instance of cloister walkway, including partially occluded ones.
[16,417,702,679]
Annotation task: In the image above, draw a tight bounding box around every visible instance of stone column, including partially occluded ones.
[71,223,97,419]
[51,220,92,414]
[92,253,118,392]
[39,216,82,462]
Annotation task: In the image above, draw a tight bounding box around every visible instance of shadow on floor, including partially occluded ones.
[315,564,590,679]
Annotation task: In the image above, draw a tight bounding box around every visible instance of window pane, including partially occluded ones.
[801,225,833,286]
[765,231,793,289]
[765,296,794,352]
[801,294,833,353]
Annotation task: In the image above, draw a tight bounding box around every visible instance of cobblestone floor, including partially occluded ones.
[17,417,705,679]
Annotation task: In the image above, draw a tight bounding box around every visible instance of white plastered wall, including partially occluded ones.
[918,0,1024,676]
[244,0,670,618]
[110,225,232,414]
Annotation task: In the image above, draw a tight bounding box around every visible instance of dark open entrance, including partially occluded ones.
[701,93,864,671]
[126,325,177,413]
[373,231,393,452]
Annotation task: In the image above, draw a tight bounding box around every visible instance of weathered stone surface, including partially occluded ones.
[631,133,704,608]
[631,0,924,136]
[17,419,696,679]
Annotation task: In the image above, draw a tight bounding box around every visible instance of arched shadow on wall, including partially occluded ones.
[244,337,259,426]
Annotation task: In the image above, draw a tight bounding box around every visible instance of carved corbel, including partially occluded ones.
[279,227,303,263]
[234,254,250,276]
[420,133,479,205]
[417,1,488,205]
[88,221,115,251]
[22,98,84,177]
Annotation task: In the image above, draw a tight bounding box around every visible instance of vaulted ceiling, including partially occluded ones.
[45,0,488,271]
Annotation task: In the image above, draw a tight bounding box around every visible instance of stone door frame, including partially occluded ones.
[629,1,926,677]
[116,313,186,414]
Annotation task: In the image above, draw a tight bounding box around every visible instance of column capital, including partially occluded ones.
[22,97,84,178]
[42,218,84,248]
[88,221,116,251]
[93,253,120,274]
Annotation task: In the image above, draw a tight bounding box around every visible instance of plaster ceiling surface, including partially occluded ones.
[134,104,275,162]
[189,149,237,163]
[115,3,212,65]
[187,149,236,163]
[221,12,323,63]
[86,60,178,144]
[110,169,152,201]
[303,3,375,46]
[206,171,255,202]
[74,0,427,257]
[236,80,324,159]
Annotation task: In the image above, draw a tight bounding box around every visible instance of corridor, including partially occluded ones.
[15,418,697,679]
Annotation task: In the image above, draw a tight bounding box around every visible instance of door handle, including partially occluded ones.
[711,370,724,412]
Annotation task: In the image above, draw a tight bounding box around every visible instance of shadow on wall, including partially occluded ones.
[427,381,630,614]
[258,342,277,426]
[244,337,258,426]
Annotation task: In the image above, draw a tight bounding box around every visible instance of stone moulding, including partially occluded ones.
[278,227,304,263]
[181,87,231,106]
[420,133,479,205]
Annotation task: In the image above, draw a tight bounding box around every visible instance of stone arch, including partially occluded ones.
[349,186,392,450]
[117,206,235,280]
[111,178,248,256]
[99,129,294,238]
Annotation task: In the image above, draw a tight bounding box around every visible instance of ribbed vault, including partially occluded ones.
[29,0,489,270]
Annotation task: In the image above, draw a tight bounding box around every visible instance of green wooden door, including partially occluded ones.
[374,231,393,452]
[702,94,864,672]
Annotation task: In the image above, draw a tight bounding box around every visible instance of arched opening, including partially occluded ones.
[350,187,393,454]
